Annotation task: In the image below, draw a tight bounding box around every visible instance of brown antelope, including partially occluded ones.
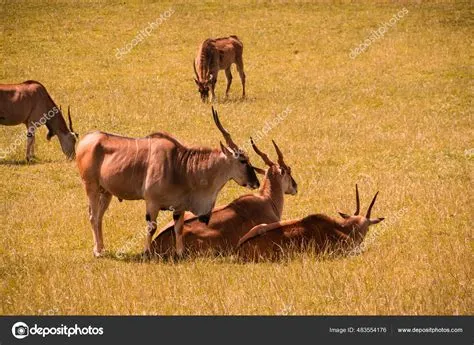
[76,107,260,257]
[151,139,297,257]
[0,80,78,161]
[237,185,384,261]
[193,35,246,102]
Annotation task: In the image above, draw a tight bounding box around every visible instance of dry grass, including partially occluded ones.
[0,1,472,315]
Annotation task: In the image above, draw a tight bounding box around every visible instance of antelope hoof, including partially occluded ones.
[175,246,185,258]
[26,155,37,163]
[93,248,105,258]
[142,249,152,260]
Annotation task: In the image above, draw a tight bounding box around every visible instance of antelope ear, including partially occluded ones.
[220,141,232,157]
[338,212,351,219]
[369,217,384,225]
[278,167,286,175]
[253,167,266,175]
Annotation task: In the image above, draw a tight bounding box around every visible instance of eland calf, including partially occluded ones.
[76,107,260,257]
[151,139,297,257]
[194,35,246,102]
[237,185,384,261]
[0,80,78,161]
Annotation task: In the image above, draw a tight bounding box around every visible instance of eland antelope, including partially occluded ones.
[0,80,78,161]
[76,107,260,257]
[151,138,297,257]
[193,35,246,102]
[237,185,384,261]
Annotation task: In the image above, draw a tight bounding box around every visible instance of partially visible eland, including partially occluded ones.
[0,80,78,161]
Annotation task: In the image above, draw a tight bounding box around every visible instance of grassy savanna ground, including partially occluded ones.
[1,1,472,315]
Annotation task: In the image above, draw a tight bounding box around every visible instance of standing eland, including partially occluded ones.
[76,107,260,257]
[193,35,246,102]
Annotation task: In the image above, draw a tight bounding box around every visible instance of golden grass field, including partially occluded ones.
[1,1,472,315]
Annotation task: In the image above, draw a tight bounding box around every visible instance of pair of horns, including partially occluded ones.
[212,106,238,151]
[353,184,379,218]
[250,138,287,169]
[193,61,213,84]
[211,107,288,169]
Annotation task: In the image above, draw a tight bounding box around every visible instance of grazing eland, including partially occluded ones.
[0,80,78,161]
[193,35,246,102]
[76,107,260,257]
[237,185,384,261]
[151,138,297,257]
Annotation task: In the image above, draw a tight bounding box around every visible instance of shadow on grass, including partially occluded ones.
[218,95,255,104]
[100,249,243,265]
[100,251,182,264]
[0,158,53,165]
[191,95,255,105]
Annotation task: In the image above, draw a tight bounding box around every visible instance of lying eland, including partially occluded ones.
[151,139,297,256]
[237,185,384,261]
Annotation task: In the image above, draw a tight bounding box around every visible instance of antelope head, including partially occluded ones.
[56,106,79,160]
[338,184,384,244]
[194,61,212,103]
[250,138,298,195]
[212,106,260,190]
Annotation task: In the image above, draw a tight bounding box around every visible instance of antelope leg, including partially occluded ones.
[173,211,185,257]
